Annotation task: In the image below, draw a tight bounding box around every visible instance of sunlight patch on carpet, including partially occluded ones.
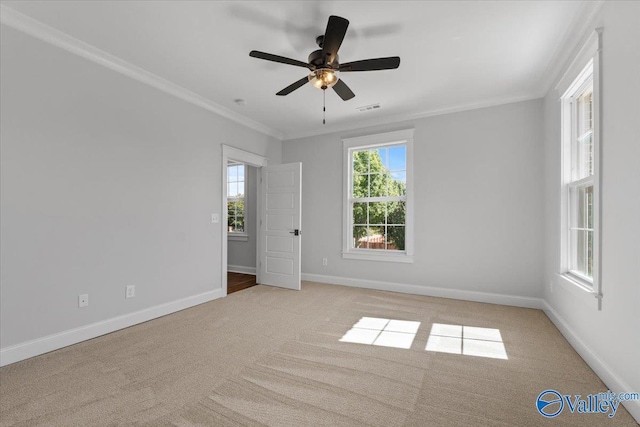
[339,317,420,349]
[425,323,508,359]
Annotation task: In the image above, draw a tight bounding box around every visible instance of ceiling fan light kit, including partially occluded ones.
[308,69,338,90]
[249,15,400,123]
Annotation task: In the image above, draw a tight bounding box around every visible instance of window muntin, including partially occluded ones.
[227,162,245,233]
[563,64,595,284]
[350,144,407,252]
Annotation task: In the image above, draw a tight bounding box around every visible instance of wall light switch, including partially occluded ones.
[211,213,220,224]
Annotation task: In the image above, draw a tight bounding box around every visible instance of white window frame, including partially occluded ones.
[227,161,248,241]
[558,29,602,296]
[342,129,414,263]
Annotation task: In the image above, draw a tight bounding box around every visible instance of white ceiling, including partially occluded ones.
[2,1,591,140]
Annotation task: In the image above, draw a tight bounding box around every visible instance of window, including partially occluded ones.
[227,162,246,234]
[561,59,599,288]
[342,129,414,262]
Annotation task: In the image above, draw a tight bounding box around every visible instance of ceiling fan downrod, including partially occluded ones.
[323,89,326,125]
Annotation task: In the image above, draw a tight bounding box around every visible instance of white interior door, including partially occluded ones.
[259,162,301,290]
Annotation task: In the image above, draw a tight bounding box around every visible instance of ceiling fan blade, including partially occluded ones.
[276,76,309,96]
[339,57,401,72]
[250,51,312,69]
[322,16,349,66]
[332,79,355,101]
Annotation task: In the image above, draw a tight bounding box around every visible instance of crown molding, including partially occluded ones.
[536,0,604,98]
[0,4,283,140]
[283,93,538,141]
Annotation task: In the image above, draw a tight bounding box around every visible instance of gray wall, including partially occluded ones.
[227,165,257,271]
[0,26,280,348]
[283,99,544,298]
[542,1,640,404]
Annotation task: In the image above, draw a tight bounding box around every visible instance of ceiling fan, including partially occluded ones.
[249,15,400,102]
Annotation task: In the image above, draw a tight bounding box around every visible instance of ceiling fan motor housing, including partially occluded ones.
[308,49,339,69]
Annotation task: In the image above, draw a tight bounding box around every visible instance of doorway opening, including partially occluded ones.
[226,160,258,294]
[221,145,268,296]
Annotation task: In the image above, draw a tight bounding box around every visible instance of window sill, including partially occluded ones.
[228,233,249,242]
[557,272,595,294]
[342,251,414,264]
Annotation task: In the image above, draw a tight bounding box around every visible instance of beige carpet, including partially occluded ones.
[0,282,637,426]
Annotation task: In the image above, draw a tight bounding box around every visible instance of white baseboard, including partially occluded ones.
[228,265,256,275]
[301,273,543,309]
[543,301,640,423]
[0,288,224,367]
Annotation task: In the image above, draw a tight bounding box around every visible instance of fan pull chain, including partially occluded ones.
[323,89,326,125]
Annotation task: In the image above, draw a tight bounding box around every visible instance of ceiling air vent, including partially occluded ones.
[356,103,381,112]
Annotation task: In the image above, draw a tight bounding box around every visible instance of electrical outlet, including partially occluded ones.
[550,281,554,293]
[78,294,89,308]
[322,257,328,266]
[125,285,135,299]
[211,213,219,224]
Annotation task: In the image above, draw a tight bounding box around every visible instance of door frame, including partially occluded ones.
[221,145,268,296]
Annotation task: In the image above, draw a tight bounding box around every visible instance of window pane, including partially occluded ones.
[377,147,388,169]
[353,226,368,248]
[228,165,237,182]
[572,85,593,181]
[353,150,370,174]
[570,185,593,230]
[576,186,585,228]
[235,216,244,233]
[353,202,367,225]
[353,174,368,198]
[228,200,244,233]
[390,171,406,182]
[387,226,405,251]
[387,201,406,225]
[573,132,593,181]
[389,172,407,196]
[237,165,245,181]
[367,226,385,250]
[227,203,234,229]
[228,182,238,197]
[369,173,387,197]
[369,149,385,173]
[569,184,593,279]
[388,146,406,171]
[369,202,386,225]
[570,228,593,279]
[577,89,593,135]
[576,230,586,273]
[236,181,245,197]
[585,185,593,229]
